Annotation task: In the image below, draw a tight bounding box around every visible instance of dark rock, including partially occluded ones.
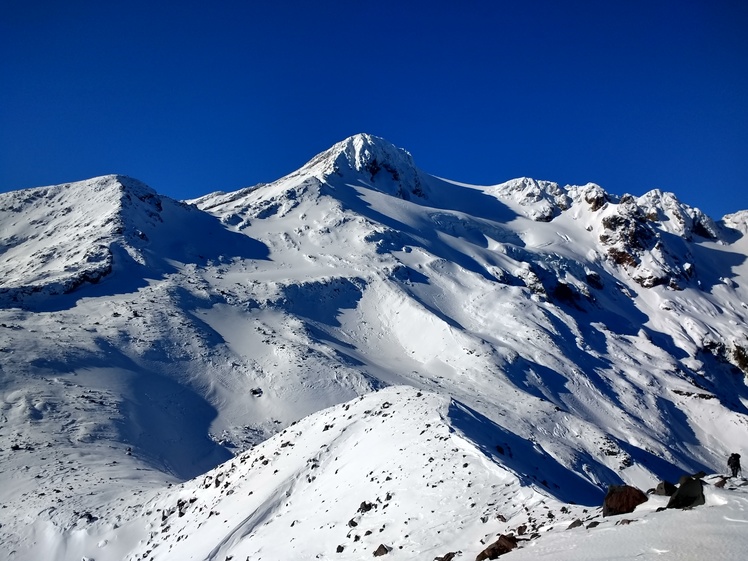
[348,518,358,527]
[359,501,376,513]
[78,511,98,524]
[552,282,578,304]
[602,485,648,517]
[475,534,517,560]
[715,478,728,488]
[337,545,345,553]
[586,521,600,529]
[373,544,392,556]
[434,553,459,561]
[585,188,608,211]
[516,524,527,535]
[586,271,604,289]
[677,471,706,485]
[567,519,583,530]
[606,248,638,268]
[667,477,705,509]
[654,480,677,496]
[733,345,748,375]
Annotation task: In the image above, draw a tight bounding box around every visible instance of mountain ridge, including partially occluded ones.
[1,134,748,559]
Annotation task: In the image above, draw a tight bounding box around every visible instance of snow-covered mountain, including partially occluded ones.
[2,133,748,560]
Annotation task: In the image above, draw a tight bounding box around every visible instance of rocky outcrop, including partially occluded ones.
[602,485,648,517]
[492,178,570,222]
[667,477,705,509]
[475,534,518,560]
[596,191,715,289]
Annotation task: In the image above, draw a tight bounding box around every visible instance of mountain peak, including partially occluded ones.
[332,133,415,171]
[301,133,426,200]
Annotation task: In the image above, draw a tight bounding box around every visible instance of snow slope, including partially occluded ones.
[2,133,748,559]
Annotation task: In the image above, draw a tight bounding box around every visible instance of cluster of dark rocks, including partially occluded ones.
[461,472,718,561]
[603,471,708,518]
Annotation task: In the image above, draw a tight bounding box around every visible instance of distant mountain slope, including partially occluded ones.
[2,134,748,560]
[0,174,267,307]
[0,174,138,298]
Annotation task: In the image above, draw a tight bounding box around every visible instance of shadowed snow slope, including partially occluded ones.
[2,134,748,560]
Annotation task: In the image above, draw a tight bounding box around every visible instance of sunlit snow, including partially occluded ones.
[2,134,748,560]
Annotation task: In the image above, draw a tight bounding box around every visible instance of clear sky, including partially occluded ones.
[2,0,747,218]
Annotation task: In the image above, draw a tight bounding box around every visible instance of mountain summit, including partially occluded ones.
[2,135,748,560]
[297,132,426,199]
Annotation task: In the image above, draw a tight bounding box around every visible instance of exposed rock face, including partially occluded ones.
[475,534,518,560]
[667,477,705,509]
[596,190,715,289]
[491,178,570,222]
[583,183,609,211]
[602,485,648,517]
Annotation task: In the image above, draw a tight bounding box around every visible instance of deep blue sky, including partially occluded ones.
[2,1,747,218]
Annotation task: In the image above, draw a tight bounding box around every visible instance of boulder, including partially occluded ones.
[359,501,376,513]
[373,544,392,557]
[654,480,677,496]
[475,534,517,560]
[678,471,706,485]
[602,485,648,517]
[667,477,705,509]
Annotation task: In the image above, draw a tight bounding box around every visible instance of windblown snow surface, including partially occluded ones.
[2,134,748,560]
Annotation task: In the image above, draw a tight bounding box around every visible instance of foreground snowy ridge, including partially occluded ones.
[1,133,748,560]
